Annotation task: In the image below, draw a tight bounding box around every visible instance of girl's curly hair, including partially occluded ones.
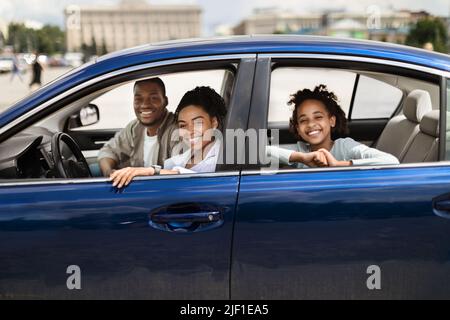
[175,86,227,131]
[288,84,349,142]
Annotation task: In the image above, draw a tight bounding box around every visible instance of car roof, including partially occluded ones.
[97,35,450,71]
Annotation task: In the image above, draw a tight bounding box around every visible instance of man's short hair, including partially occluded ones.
[134,77,166,96]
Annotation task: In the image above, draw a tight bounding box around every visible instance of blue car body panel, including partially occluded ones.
[0,175,238,299]
[233,166,450,299]
[1,35,450,299]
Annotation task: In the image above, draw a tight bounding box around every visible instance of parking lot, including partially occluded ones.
[0,66,73,112]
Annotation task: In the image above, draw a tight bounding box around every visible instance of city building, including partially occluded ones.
[325,10,429,43]
[233,8,431,44]
[64,0,202,53]
[233,8,322,35]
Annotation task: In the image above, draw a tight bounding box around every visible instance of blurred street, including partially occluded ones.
[0,66,72,112]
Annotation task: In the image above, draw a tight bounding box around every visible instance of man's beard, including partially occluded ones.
[138,110,167,127]
[138,118,159,127]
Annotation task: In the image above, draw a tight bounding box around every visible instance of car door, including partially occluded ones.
[231,55,450,299]
[0,55,256,299]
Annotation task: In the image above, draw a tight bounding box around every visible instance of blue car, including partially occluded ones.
[0,35,449,299]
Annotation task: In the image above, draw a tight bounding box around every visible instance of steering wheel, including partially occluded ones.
[51,132,92,178]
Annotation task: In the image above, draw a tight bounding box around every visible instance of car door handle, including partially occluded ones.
[149,209,224,233]
[432,195,450,219]
[151,211,221,224]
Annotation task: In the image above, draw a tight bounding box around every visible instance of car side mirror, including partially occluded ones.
[67,104,100,129]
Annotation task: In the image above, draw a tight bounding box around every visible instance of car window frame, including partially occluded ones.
[243,53,447,174]
[348,73,406,121]
[68,68,236,132]
[0,54,257,186]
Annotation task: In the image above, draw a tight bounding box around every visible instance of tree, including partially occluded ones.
[81,37,100,61]
[6,23,32,52]
[91,36,98,56]
[405,18,448,53]
[6,22,65,54]
[100,40,108,55]
[36,25,66,54]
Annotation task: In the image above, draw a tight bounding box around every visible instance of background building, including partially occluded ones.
[233,8,322,35]
[233,8,430,44]
[65,0,202,53]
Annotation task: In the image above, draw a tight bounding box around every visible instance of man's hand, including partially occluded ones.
[109,167,155,188]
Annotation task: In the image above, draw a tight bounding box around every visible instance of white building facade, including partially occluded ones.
[65,0,202,53]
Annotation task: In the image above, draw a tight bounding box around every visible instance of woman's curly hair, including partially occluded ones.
[288,84,349,142]
[175,86,227,131]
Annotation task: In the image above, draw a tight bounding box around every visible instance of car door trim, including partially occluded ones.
[242,161,450,176]
[259,53,450,78]
[0,171,241,187]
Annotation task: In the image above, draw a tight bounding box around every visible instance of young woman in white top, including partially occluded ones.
[110,86,226,188]
[266,84,399,168]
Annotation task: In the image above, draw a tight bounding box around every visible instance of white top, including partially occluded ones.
[266,137,399,168]
[143,131,159,167]
[164,140,221,174]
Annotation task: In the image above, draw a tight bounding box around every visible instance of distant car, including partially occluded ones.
[0,36,450,299]
[0,57,14,73]
[64,52,84,68]
[47,56,68,67]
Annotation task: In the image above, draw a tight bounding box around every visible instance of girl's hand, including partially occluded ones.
[318,149,352,167]
[300,151,329,167]
[109,167,155,188]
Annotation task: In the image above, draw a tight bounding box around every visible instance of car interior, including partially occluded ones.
[267,67,441,167]
[0,63,443,180]
[0,66,236,180]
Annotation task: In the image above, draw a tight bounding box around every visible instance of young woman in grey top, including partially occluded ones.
[266,85,399,168]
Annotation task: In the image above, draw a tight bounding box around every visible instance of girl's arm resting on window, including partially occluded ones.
[172,166,196,174]
[350,144,400,166]
[265,145,295,165]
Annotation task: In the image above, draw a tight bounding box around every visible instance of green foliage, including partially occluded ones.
[405,18,448,53]
[100,40,108,55]
[80,36,104,61]
[6,22,65,54]
[80,37,108,60]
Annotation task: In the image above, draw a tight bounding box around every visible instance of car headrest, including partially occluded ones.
[403,89,432,123]
[420,110,439,137]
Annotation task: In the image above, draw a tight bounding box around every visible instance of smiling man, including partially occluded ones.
[98,78,178,177]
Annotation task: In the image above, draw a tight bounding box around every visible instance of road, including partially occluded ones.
[0,66,73,112]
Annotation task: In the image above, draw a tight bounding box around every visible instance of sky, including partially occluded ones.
[1,0,449,35]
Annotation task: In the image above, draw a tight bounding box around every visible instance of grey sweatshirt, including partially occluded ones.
[266,137,399,168]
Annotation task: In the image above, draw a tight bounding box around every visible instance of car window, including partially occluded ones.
[75,69,229,131]
[269,67,355,124]
[0,62,240,182]
[351,75,403,119]
[265,65,440,171]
